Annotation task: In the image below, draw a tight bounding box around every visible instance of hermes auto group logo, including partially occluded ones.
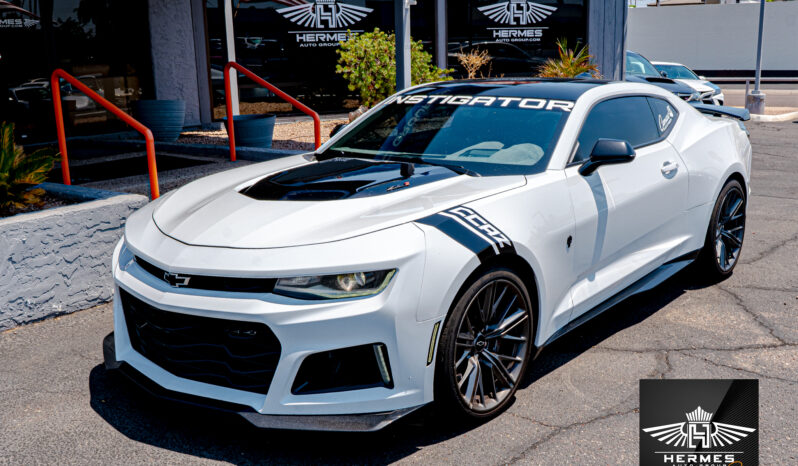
[478,0,557,26]
[640,379,758,466]
[277,0,372,29]
[643,406,755,449]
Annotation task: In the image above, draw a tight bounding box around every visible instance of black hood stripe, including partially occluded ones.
[416,206,515,262]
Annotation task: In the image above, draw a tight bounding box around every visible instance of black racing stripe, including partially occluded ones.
[416,206,515,262]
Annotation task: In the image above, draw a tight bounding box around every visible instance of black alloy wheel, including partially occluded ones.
[435,267,533,419]
[699,179,746,278]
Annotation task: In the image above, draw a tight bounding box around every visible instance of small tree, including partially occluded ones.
[538,39,601,79]
[336,28,452,107]
[456,47,492,79]
[0,122,56,216]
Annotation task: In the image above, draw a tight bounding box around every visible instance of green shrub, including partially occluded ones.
[0,122,57,216]
[538,39,600,79]
[336,28,452,107]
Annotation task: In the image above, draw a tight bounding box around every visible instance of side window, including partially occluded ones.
[647,97,678,136]
[573,96,660,163]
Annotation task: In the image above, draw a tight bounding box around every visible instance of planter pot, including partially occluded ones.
[224,114,276,148]
[133,99,186,142]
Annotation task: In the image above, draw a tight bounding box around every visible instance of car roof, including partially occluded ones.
[412,78,612,101]
[651,61,687,67]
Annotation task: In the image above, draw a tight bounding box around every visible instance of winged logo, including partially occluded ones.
[477,0,557,26]
[277,0,373,29]
[643,406,756,449]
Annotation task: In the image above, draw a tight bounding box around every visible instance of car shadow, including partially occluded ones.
[88,266,715,464]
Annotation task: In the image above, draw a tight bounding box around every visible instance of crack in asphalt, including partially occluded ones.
[739,230,798,266]
[595,342,796,354]
[718,285,792,345]
[505,407,639,464]
[677,351,798,385]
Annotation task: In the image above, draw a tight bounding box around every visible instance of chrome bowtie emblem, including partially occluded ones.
[163,271,191,288]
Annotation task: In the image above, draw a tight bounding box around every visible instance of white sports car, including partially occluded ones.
[104,78,752,431]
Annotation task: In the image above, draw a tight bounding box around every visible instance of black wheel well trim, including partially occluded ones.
[726,171,747,197]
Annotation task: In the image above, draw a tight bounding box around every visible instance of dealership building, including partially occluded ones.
[0,0,626,143]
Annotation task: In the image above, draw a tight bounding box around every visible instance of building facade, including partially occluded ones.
[0,0,624,143]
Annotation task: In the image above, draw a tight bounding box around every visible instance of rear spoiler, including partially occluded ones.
[689,102,750,121]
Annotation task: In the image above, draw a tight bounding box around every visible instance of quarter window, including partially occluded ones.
[573,96,661,163]
[647,97,678,136]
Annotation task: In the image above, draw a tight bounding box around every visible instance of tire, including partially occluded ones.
[434,267,534,420]
[697,179,746,280]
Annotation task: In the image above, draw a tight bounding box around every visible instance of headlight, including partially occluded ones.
[272,269,396,300]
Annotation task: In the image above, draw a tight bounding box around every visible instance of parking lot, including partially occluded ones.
[1,121,797,465]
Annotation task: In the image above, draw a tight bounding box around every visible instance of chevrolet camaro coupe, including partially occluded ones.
[104,78,752,431]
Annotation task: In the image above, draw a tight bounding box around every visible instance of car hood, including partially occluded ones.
[152,155,526,249]
[674,79,713,93]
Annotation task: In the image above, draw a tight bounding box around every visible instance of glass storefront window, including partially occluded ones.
[205,0,587,117]
[0,0,153,143]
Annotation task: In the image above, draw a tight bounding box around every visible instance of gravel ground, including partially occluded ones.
[180,118,349,151]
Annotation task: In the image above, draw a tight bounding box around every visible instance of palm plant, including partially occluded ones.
[0,122,57,216]
[538,39,601,79]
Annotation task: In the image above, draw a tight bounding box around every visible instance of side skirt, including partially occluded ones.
[534,250,699,358]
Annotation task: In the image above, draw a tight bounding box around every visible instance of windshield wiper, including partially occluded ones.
[381,156,481,177]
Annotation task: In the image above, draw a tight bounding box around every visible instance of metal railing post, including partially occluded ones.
[50,73,71,185]
[223,62,321,163]
[50,69,160,199]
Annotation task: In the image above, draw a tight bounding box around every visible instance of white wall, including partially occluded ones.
[628,2,798,71]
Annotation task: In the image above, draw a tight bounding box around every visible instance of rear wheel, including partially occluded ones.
[697,179,746,279]
[435,267,534,420]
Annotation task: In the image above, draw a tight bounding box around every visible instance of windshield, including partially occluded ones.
[626,52,661,77]
[322,92,572,176]
[654,64,699,80]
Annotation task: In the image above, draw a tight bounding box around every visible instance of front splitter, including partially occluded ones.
[103,332,424,432]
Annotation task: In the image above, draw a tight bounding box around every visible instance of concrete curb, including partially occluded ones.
[750,111,798,122]
[0,184,148,331]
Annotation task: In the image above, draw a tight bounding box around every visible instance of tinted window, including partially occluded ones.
[653,64,699,80]
[325,93,571,176]
[647,97,678,136]
[573,97,660,163]
[626,52,660,77]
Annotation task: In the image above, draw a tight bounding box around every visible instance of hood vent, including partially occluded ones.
[240,158,457,201]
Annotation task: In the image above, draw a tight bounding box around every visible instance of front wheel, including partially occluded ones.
[697,179,746,279]
[434,267,534,420]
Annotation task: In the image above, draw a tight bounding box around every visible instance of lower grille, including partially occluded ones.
[120,289,281,395]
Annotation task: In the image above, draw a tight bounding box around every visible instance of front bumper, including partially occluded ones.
[110,220,442,429]
[103,332,421,431]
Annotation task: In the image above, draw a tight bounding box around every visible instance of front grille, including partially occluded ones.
[135,256,276,293]
[120,289,281,395]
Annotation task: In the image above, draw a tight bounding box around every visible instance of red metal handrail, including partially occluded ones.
[50,69,160,199]
[224,62,321,162]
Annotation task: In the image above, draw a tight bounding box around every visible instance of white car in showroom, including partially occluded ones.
[653,61,725,105]
[104,78,751,431]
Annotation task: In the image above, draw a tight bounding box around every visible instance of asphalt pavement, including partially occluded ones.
[1,121,797,465]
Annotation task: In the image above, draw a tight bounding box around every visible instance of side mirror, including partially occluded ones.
[660,70,668,77]
[330,123,347,137]
[698,75,706,80]
[579,139,636,176]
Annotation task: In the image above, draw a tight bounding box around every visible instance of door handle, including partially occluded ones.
[661,161,679,176]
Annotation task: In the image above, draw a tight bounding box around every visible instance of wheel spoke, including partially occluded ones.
[483,350,516,387]
[727,197,743,219]
[463,356,481,407]
[479,283,496,325]
[716,239,728,270]
[488,284,509,324]
[455,349,470,369]
[458,356,477,390]
[721,230,742,248]
[485,309,529,339]
[493,294,518,328]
